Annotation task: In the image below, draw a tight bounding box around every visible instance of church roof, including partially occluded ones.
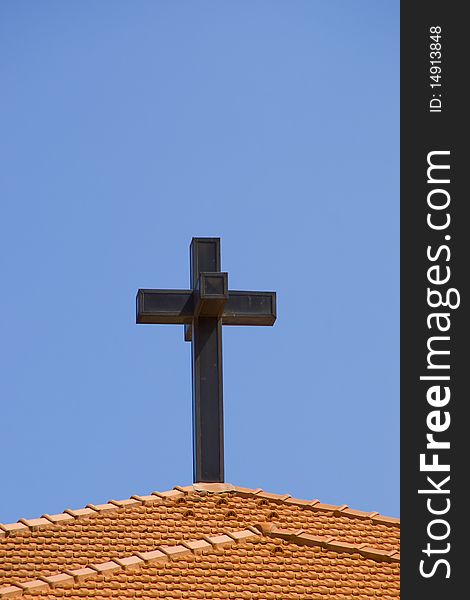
[0,483,399,598]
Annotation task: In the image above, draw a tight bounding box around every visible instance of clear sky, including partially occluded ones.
[0,1,399,523]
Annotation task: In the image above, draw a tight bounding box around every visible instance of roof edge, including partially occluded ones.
[0,483,399,540]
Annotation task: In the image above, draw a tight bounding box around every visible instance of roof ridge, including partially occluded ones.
[0,483,399,539]
[0,523,400,598]
[252,522,400,564]
[0,528,259,598]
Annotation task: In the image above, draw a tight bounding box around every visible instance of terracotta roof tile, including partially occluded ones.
[310,502,342,512]
[107,498,141,508]
[158,543,192,559]
[63,507,96,518]
[0,524,28,535]
[341,507,377,519]
[264,527,400,564]
[255,491,291,503]
[192,482,236,493]
[173,485,198,493]
[16,518,50,531]
[14,581,48,593]
[130,494,161,505]
[204,533,234,548]
[135,549,168,565]
[38,573,74,588]
[180,539,212,554]
[232,486,263,497]
[0,482,399,595]
[41,512,74,524]
[151,489,184,500]
[224,529,261,543]
[0,529,400,599]
[84,503,118,515]
[0,586,22,598]
[372,514,401,526]
[89,560,121,575]
[63,567,96,581]
[284,497,319,507]
[111,555,144,570]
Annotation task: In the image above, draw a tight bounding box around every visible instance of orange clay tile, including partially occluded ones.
[130,494,162,505]
[107,498,141,508]
[38,573,74,588]
[0,523,28,534]
[264,529,401,563]
[324,540,358,553]
[89,561,121,575]
[224,529,259,543]
[192,482,236,493]
[63,507,96,518]
[204,534,234,548]
[85,502,117,512]
[231,486,263,497]
[135,549,168,564]
[310,502,341,511]
[341,507,376,519]
[0,585,23,598]
[40,512,74,524]
[63,567,96,581]
[255,491,291,503]
[0,482,399,598]
[180,539,212,554]
[0,527,400,599]
[295,532,334,546]
[16,518,50,531]
[284,497,318,507]
[14,581,48,593]
[112,556,144,570]
[151,489,184,500]
[173,485,198,493]
[155,543,187,559]
[371,514,401,526]
[270,525,305,538]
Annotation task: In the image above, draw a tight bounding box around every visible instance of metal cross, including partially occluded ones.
[136,237,276,483]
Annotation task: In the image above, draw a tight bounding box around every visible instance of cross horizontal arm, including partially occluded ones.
[222,291,276,326]
[136,289,276,326]
[136,289,194,324]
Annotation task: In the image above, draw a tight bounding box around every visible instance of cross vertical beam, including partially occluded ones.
[136,237,276,484]
[189,239,224,482]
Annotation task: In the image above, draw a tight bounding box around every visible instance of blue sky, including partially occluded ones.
[0,1,399,523]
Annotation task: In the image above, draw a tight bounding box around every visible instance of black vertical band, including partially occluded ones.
[401,3,465,597]
[192,317,224,482]
[190,238,224,482]
[190,238,221,288]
